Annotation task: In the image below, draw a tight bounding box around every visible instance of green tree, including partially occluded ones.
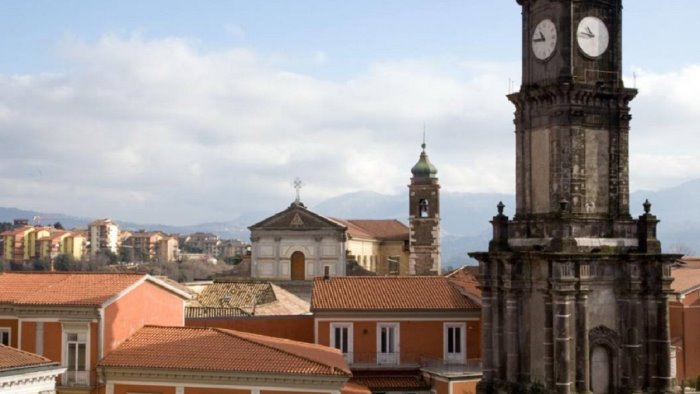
[55,254,76,271]
[53,222,64,230]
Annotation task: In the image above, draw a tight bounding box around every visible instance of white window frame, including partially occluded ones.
[444,322,466,364]
[330,322,353,364]
[62,323,90,386]
[376,322,400,365]
[0,327,10,346]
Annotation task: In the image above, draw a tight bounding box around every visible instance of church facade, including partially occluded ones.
[249,201,347,280]
[471,1,677,393]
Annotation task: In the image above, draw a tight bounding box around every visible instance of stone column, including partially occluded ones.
[576,293,590,393]
[481,289,495,382]
[274,237,281,278]
[506,291,519,382]
[314,236,322,277]
[492,281,502,380]
[544,292,554,389]
[655,294,673,391]
[554,293,574,394]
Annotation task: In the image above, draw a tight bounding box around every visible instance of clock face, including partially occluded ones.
[532,19,557,61]
[577,16,609,58]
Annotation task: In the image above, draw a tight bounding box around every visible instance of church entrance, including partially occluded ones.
[291,251,305,280]
[591,345,611,393]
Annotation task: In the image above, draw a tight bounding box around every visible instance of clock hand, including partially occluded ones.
[586,26,595,37]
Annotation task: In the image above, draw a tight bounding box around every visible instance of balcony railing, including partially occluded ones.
[419,358,482,377]
[60,370,94,387]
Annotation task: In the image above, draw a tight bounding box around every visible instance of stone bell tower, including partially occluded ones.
[470,1,677,393]
[408,142,440,275]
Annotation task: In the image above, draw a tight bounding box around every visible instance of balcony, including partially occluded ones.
[60,370,95,388]
[344,353,482,377]
[346,352,419,369]
[419,358,482,378]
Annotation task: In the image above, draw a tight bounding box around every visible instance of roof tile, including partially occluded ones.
[0,272,145,307]
[311,276,479,311]
[0,344,57,370]
[98,326,350,376]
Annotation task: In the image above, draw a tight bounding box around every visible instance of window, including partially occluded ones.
[0,328,10,346]
[63,325,89,386]
[444,323,466,364]
[419,199,429,217]
[388,256,400,275]
[377,323,399,365]
[330,323,353,364]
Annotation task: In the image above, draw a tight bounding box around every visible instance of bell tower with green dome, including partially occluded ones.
[408,142,440,275]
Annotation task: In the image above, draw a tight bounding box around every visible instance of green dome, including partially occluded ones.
[411,143,438,178]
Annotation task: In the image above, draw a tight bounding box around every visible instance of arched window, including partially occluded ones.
[419,199,429,218]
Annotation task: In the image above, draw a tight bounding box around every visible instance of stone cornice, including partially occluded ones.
[100,367,347,390]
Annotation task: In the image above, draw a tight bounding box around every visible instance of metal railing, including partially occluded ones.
[61,370,93,387]
[419,358,482,376]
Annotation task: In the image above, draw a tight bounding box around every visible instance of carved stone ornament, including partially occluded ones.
[589,325,620,356]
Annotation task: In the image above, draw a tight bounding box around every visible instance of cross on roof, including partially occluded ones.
[293,177,303,203]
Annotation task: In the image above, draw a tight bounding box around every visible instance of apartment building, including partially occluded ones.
[122,231,179,263]
[0,272,191,394]
[98,325,364,394]
[37,230,87,265]
[311,276,482,394]
[88,219,120,257]
[1,226,52,265]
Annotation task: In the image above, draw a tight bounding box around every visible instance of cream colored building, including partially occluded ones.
[249,202,411,280]
[87,218,119,257]
[249,202,347,280]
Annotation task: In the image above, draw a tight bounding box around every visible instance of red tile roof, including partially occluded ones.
[446,266,482,304]
[0,344,57,371]
[98,326,351,376]
[672,257,700,294]
[331,219,409,241]
[341,382,372,394]
[0,272,146,307]
[311,276,480,311]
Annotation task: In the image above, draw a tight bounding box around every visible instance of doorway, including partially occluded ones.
[291,251,305,280]
[591,345,611,393]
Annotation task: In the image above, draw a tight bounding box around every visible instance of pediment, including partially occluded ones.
[249,202,345,231]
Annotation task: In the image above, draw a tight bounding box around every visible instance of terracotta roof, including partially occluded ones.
[187,281,309,317]
[311,276,480,311]
[98,326,350,376]
[671,257,700,294]
[331,219,409,241]
[0,226,33,236]
[341,382,372,394]
[0,272,145,307]
[446,266,482,304]
[0,344,57,371]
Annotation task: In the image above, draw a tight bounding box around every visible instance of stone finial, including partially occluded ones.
[497,201,505,215]
[643,199,651,214]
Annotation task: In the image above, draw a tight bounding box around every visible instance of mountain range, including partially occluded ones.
[1,179,698,267]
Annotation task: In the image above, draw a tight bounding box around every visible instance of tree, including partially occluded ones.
[53,222,65,230]
[55,254,76,271]
[32,257,51,271]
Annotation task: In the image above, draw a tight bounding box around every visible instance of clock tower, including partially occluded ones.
[471,1,677,393]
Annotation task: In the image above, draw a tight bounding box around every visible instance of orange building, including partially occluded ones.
[0,272,191,394]
[98,325,366,394]
[670,257,700,385]
[311,276,482,394]
[1,225,51,265]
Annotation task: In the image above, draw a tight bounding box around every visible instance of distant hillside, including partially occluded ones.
[2,179,698,264]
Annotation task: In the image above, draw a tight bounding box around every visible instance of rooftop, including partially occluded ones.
[187,281,309,316]
[0,344,58,371]
[311,276,480,311]
[0,272,188,307]
[671,257,700,295]
[331,219,409,241]
[98,325,350,376]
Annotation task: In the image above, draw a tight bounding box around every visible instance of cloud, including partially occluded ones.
[0,35,696,225]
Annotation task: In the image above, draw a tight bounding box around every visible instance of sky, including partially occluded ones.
[1,1,699,225]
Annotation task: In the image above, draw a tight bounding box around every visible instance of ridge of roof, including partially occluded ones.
[215,327,350,375]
